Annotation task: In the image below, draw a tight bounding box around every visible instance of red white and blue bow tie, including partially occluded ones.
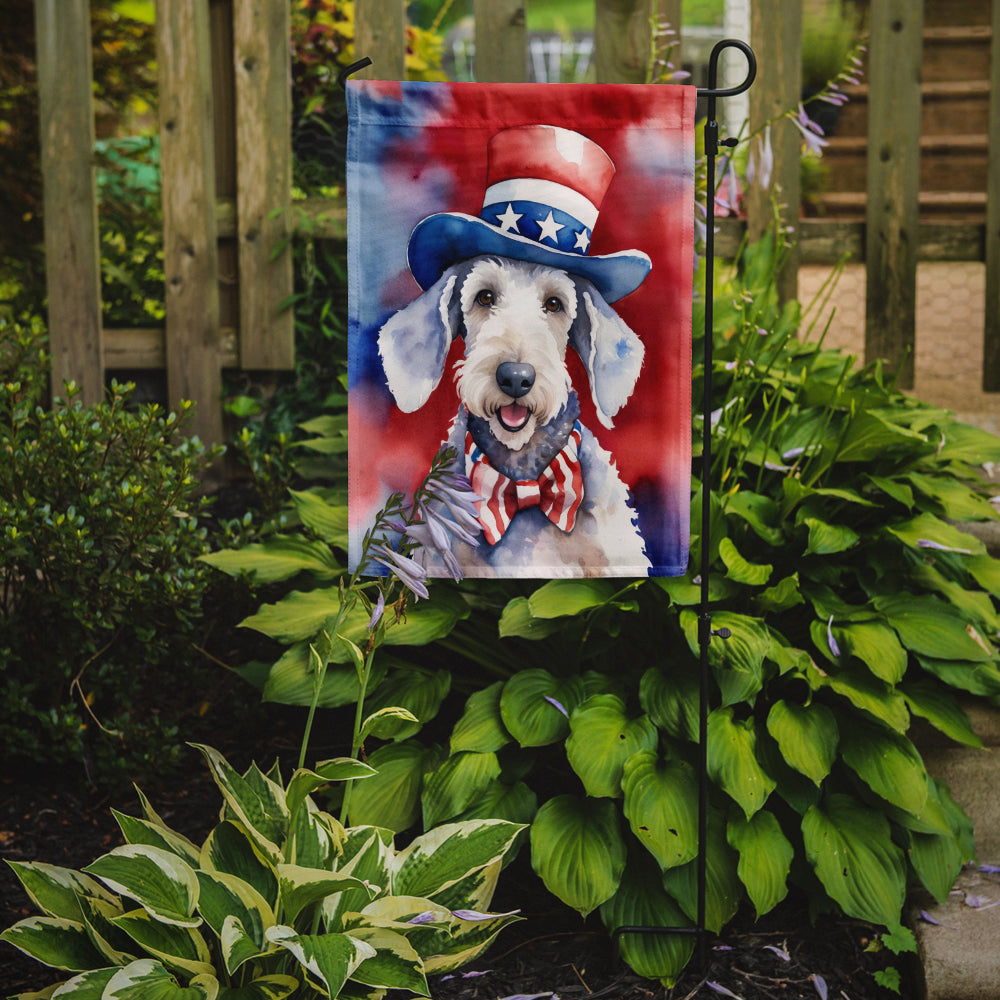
[465,423,584,546]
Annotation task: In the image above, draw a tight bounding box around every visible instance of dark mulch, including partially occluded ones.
[1,746,915,1000]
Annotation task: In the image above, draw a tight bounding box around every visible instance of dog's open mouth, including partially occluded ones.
[497,403,531,432]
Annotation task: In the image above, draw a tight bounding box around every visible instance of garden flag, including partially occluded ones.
[347,80,696,578]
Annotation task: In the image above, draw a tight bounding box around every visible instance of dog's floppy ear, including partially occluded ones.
[377,263,466,412]
[569,279,645,429]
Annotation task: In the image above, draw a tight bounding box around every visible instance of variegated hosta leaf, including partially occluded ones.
[565,695,658,799]
[77,894,136,966]
[191,746,287,863]
[529,795,626,917]
[112,810,202,868]
[323,829,393,931]
[391,820,524,901]
[288,801,344,870]
[110,908,214,979]
[661,810,742,934]
[345,926,429,995]
[195,870,274,974]
[838,718,929,817]
[285,760,375,823]
[421,751,502,829]
[424,859,501,916]
[802,793,906,927]
[347,740,442,832]
[83,845,200,928]
[727,810,793,917]
[450,681,511,754]
[200,821,278,910]
[706,707,776,819]
[765,700,838,786]
[276,864,375,925]
[102,958,218,999]
[621,751,699,871]
[499,669,584,747]
[421,906,523,975]
[599,853,694,987]
[265,925,375,998]
[4,861,118,922]
[44,966,118,997]
[0,916,107,972]
[214,974,299,1000]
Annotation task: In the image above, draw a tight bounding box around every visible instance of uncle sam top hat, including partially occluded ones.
[407,124,651,304]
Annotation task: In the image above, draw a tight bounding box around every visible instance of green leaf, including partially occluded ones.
[288,489,348,545]
[216,975,299,1000]
[639,664,699,742]
[835,410,927,463]
[83,846,200,928]
[110,909,214,978]
[392,820,524,901]
[621,751,699,871]
[347,740,442,832]
[765,700,838,786]
[660,810,741,933]
[834,621,908,684]
[4,862,118,922]
[755,573,804,614]
[33,967,118,998]
[200,535,341,584]
[199,822,278,910]
[265,926,374,997]
[802,517,859,555]
[276,865,373,925]
[260,643,384,709]
[599,853,694,987]
[885,512,985,556]
[966,553,1000,597]
[190,746,287,862]
[362,667,451,740]
[901,680,982,748]
[195,871,274,974]
[802,793,906,926]
[450,682,511,754]
[727,811,793,918]
[103,959,217,999]
[421,751,502,828]
[809,661,910,732]
[360,706,421,742]
[530,795,626,917]
[346,926,429,994]
[527,579,618,618]
[839,718,929,817]
[499,670,584,747]
[916,655,1000,697]
[718,536,773,585]
[566,695,658,798]
[707,707,776,818]
[0,916,107,972]
[906,472,999,521]
[874,594,995,662]
[452,779,538,827]
[724,490,784,545]
[285,759,376,822]
[497,596,564,639]
[680,610,770,706]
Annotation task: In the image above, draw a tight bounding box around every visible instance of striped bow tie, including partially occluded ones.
[465,423,584,546]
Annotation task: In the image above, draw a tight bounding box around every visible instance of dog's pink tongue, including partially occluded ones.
[500,403,529,429]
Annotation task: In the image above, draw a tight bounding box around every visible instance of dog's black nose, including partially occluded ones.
[496,362,535,399]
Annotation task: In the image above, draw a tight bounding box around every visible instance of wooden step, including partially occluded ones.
[922,0,991,28]
[812,190,987,222]
[922,25,993,83]
[822,134,989,193]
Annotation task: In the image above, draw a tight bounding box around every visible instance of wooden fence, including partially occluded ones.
[33,0,1000,445]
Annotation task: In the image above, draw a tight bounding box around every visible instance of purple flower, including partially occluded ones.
[763,944,790,961]
[367,590,385,631]
[407,911,438,925]
[706,983,742,999]
[917,538,973,554]
[369,543,429,600]
[451,908,520,921]
[812,974,828,1000]
[747,125,774,191]
[544,695,569,717]
[827,616,841,658]
[791,104,828,156]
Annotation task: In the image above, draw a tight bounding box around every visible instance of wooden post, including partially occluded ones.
[233,0,294,369]
[983,0,1000,390]
[864,0,923,389]
[474,0,527,82]
[354,0,406,80]
[594,0,652,84]
[157,0,223,444]
[746,0,801,305]
[34,0,104,405]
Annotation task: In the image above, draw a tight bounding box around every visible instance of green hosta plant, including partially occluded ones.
[1,743,523,999]
[343,234,999,985]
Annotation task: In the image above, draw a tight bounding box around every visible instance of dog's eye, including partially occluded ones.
[543,296,564,314]
[475,289,495,307]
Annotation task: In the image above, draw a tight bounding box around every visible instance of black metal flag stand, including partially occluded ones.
[340,38,758,975]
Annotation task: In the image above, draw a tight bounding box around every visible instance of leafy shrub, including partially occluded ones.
[0,317,220,783]
[212,232,1000,984]
[1,743,524,998]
